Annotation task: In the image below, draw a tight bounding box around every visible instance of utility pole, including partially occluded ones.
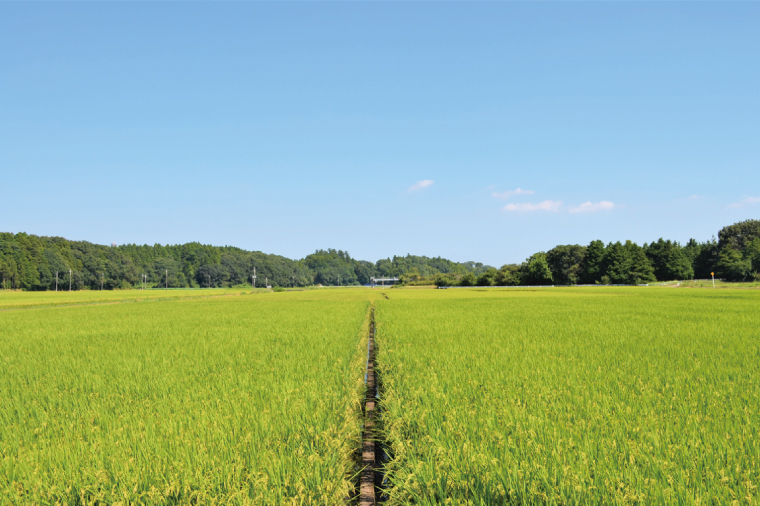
[338,274,340,287]
[69,269,72,291]
[252,267,256,289]
[165,269,168,291]
[208,274,211,289]
[292,275,295,288]
[100,272,103,291]
[55,272,58,292]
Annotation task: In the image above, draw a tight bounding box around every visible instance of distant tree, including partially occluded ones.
[745,237,760,274]
[476,268,497,286]
[603,241,654,284]
[196,264,228,288]
[579,240,605,284]
[354,261,376,285]
[400,268,422,283]
[152,257,187,288]
[521,253,553,285]
[546,245,586,285]
[683,239,701,275]
[304,249,359,285]
[0,259,16,290]
[459,273,477,287]
[691,238,720,279]
[602,242,629,284]
[434,273,455,287]
[718,219,760,251]
[625,241,657,284]
[716,247,752,281]
[495,264,520,286]
[645,239,694,281]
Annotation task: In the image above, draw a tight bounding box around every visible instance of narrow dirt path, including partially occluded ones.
[360,307,379,505]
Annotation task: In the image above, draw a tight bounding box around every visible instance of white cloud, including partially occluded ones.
[503,200,562,212]
[492,188,535,199]
[568,201,616,214]
[730,197,760,208]
[408,179,434,192]
[688,195,702,200]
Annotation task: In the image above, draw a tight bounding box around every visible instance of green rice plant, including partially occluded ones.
[0,293,371,505]
[0,287,253,310]
[376,287,760,505]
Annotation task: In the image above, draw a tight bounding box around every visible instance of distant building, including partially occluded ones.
[111,242,117,247]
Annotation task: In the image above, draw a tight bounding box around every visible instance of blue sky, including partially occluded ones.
[1,2,758,266]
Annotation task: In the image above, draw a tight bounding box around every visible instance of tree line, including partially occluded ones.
[0,234,490,291]
[1,219,758,290]
[427,219,760,287]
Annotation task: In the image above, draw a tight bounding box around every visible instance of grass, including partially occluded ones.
[0,290,376,505]
[677,279,760,289]
[376,287,760,505]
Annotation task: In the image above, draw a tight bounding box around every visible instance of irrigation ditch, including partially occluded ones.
[355,305,388,505]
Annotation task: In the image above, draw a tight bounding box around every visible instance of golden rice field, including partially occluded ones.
[0,290,378,505]
[0,287,263,310]
[376,288,760,505]
[1,286,758,505]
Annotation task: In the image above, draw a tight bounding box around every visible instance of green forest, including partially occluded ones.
[1,220,758,290]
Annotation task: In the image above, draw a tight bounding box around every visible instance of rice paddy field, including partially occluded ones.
[376,288,760,505]
[0,290,377,505]
[0,287,263,310]
[1,286,759,505]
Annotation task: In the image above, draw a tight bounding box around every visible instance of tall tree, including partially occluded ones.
[691,239,720,279]
[745,237,760,274]
[579,240,605,284]
[546,245,586,285]
[645,239,694,281]
[495,264,521,286]
[718,219,760,251]
[625,241,657,284]
[521,253,553,285]
[716,247,752,281]
[476,268,498,286]
[603,242,631,284]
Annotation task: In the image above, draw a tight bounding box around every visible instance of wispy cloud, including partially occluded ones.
[408,179,434,192]
[492,188,535,199]
[688,195,703,200]
[568,201,616,214]
[729,196,760,208]
[503,200,562,212]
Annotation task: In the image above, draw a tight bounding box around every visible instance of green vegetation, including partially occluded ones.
[376,288,760,504]
[0,287,258,310]
[2,285,759,504]
[0,291,373,505]
[425,220,760,287]
[2,219,759,291]
[0,234,491,291]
